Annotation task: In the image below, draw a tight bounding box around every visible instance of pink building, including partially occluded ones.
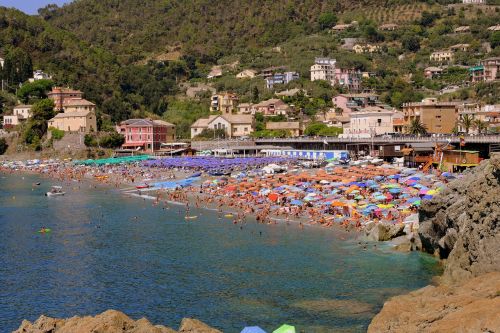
[334,68,362,91]
[332,93,380,115]
[116,119,175,152]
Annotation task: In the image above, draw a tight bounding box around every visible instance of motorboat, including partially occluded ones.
[135,184,150,189]
[46,186,66,197]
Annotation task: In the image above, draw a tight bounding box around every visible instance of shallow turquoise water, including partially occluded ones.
[0,173,441,332]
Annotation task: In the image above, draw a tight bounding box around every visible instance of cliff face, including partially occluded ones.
[418,154,500,283]
[14,310,222,333]
[369,155,500,333]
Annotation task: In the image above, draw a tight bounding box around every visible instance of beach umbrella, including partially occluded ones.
[331,201,347,207]
[407,197,421,203]
[408,176,421,181]
[268,193,279,202]
[319,180,330,184]
[273,325,296,333]
[241,327,267,333]
[412,200,422,206]
[389,188,401,194]
[290,199,303,205]
[418,189,428,195]
[422,195,433,200]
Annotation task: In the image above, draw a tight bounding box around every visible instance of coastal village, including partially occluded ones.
[0,1,499,333]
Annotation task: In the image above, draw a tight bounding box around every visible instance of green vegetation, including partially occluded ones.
[0,137,8,155]
[304,122,343,136]
[17,80,54,104]
[49,127,65,140]
[405,118,428,135]
[192,128,226,140]
[22,99,55,149]
[162,99,211,138]
[252,129,292,138]
[84,132,125,148]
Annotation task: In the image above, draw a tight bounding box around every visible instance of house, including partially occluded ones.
[353,44,381,54]
[430,50,454,63]
[190,114,254,138]
[265,72,299,89]
[237,103,254,115]
[28,70,52,82]
[236,69,257,79]
[48,87,83,111]
[343,106,399,138]
[331,21,358,33]
[334,68,362,91]
[265,122,302,137]
[424,66,444,79]
[253,99,292,116]
[116,119,175,151]
[462,0,484,3]
[487,25,500,32]
[3,105,33,128]
[260,66,287,78]
[469,57,500,83]
[402,98,459,134]
[48,111,97,134]
[454,26,470,33]
[207,67,222,79]
[457,103,500,133]
[310,57,336,86]
[449,44,470,52]
[62,98,96,113]
[332,93,380,115]
[210,92,239,113]
[379,23,398,31]
[341,38,362,51]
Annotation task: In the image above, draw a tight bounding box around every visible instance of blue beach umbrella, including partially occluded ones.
[290,199,303,205]
[241,327,267,333]
[422,195,433,200]
[389,188,401,194]
[407,197,421,203]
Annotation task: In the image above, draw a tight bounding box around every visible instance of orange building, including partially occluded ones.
[402,98,459,134]
[48,87,83,111]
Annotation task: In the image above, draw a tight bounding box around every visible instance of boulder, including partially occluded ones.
[367,222,405,241]
[368,272,500,333]
[178,318,223,333]
[418,154,500,283]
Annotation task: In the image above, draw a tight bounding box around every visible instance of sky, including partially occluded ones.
[0,0,73,15]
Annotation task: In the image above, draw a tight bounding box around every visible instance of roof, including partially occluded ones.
[425,66,443,72]
[449,43,470,49]
[51,111,91,118]
[191,115,218,128]
[49,87,83,95]
[379,23,398,28]
[337,93,379,98]
[355,106,393,114]
[266,122,300,130]
[393,119,405,125]
[13,104,32,109]
[237,103,253,107]
[275,88,303,97]
[63,98,95,107]
[217,114,254,124]
[254,99,285,107]
[120,118,175,127]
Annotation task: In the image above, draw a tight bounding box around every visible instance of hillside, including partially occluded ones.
[44,0,431,63]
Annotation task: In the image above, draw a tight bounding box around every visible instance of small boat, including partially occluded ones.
[184,215,198,220]
[135,184,150,189]
[38,228,52,233]
[46,186,65,197]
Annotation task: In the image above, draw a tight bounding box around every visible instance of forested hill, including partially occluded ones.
[43,0,409,63]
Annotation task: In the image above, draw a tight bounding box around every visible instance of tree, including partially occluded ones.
[401,35,420,52]
[1,48,33,87]
[318,13,337,30]
[99,132,125,148]
[193,128,226,140]
[0,137,8,155]
[459,114,474,134]
[252,86,260,103]
[490,31,500,49]
[405,118,427,135]
[419,11,440,27]
[84,134,98,147]
[23,99,55,144]
[16,79,54,103]
[473,119,488,134]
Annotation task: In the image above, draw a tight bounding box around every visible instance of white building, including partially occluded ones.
[2,105,32,127]
[462,0,484,3]
[28,70,52,82]
[310,57,336,86]
[190,114,254,139]
[236,69,257,79]
[343,106,399,138]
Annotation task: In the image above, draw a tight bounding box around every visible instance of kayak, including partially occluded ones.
[136,184,150,189]
[184,216,198,220]
[225,214,234,218]
[38,228,51,233]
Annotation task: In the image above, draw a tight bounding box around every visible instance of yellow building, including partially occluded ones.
[402,98,458,134]
[48,110,97,133]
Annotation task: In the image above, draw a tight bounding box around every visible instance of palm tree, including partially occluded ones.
[459,114,474,134]
[405,118,428,135]
[473,119,488,134]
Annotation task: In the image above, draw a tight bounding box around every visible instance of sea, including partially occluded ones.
[0,173,441,333]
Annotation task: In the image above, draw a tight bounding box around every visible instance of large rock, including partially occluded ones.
[367,272,500,333]
[366,221,405,241]
[13,310,219,333]
[418,154,500,283]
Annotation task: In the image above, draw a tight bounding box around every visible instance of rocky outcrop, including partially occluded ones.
[13,310,222,333]
[418,154,500,283]
[364,221,405,242]
[368,272,500,333]
[370,155,500,332]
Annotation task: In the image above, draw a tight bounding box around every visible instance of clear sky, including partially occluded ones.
[0,0,73,15]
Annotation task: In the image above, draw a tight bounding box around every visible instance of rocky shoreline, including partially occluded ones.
[368,154,500,332]
[14,310,222,333]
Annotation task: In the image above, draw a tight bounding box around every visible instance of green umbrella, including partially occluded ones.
[273,324,295,333]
